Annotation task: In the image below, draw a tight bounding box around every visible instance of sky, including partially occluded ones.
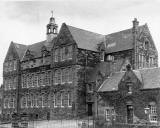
[0,0,160,84]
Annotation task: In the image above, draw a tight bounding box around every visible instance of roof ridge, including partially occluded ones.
[106,24,145,36]
[67,24,104,36]
[28,40,46,47]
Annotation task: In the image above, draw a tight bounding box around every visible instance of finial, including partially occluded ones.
[51,10,53,17]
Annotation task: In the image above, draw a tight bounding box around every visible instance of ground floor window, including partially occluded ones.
[105,107,115,121]
[149,102,157,123]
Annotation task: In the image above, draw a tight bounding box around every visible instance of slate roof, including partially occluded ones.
[139,67,160,89]
[67,25,105,51]
[98,67,160,92]
[98,71,125,92]
[105,25,145,54]
[13,42,28,60]
[12,39,55,61]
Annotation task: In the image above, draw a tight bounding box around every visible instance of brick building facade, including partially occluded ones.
[2,15,158,122]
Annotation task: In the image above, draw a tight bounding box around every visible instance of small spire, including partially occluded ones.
[51,10,53,18]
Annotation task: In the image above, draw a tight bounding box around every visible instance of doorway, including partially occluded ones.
[127,105,133,123]
[88,103,93,116]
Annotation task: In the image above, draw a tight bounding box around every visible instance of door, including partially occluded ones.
[127,105,133,123]
[88,103,93,116]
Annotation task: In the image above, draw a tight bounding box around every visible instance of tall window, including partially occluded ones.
[38,95,43,107]
[34,73,38,87]
[13,77,17,89]
[149,102,157,123]
[4,79,7,91]
[61,92,65,107]
[38,73,43,86]
[54,93,58,107]
[41,72,45,86]
[32,94,36,107]
[61,47,65,61]
[68,92,72,107]
[61,69,66,84]
[13,60,17,70]
[27,94,31,108]
[67,45,73,59]
[4,98,8,109]
[21,96,27,108]
[9,97,15,108]
[54,70,61,84]
[8,79,11,90]
[41,94,45,108]
[31,74,34,87]
[26,74,29,88]
[68,68,72,83]
[54,49,59,62]
[46,71,51,86]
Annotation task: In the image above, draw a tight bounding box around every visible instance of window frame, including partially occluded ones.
[105,107,115,121]
[149,104,157,123]
[54,49,59,62]
[68,92,72,107]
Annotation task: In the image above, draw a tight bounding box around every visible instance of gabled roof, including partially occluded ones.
[98,67,160,93]
[12,39,55,61]
[22,39,55,61]
[67,25,105,51]
[98,71,125,92]
[13,42,28,60]
[105,25,145,54]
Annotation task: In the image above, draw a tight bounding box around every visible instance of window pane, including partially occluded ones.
[54,49,59,62]
[68,92,72,107]
[68,68,72,82]
[67,46,72,59]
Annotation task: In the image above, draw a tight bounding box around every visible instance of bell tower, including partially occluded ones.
[46,11,58,42]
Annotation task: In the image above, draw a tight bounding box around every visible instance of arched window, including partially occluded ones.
[144,41,149,50]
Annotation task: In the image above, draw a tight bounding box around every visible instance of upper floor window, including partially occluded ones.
[53,68,73,85]
[144,41,149,50]
[13,61,17,70]
[4,77,16,90]
[53,45,73,62]
[61,47,65,61]
[54,49,59,62]
[54,70,60,85]
[4,60,17,72]
[4,98,8,109]
[67,45,73,59]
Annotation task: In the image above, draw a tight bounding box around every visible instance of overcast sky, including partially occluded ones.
[0,0,160,84]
